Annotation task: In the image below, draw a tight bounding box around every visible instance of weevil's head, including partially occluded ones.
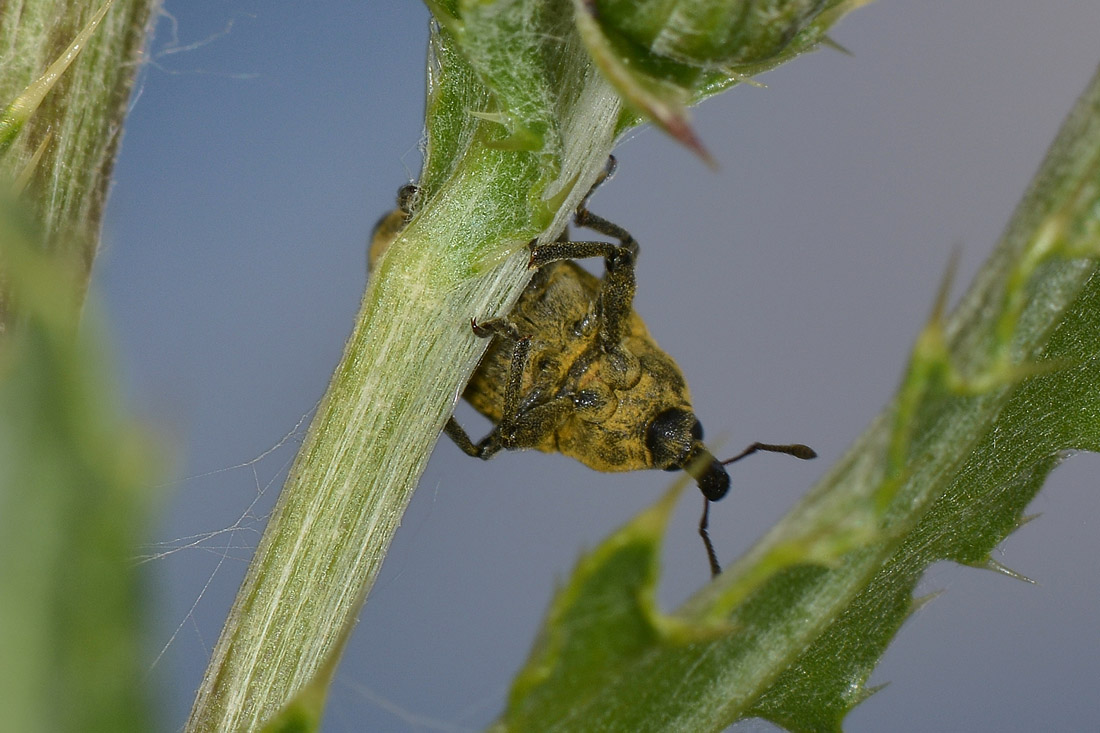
[646,407,730,501]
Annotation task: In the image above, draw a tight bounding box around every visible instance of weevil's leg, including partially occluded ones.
[497,333,533,426]
[526,155,638,374]
[526,235,637,355]
[577,154,618,211]
[368,184,420,273]
[527,214,638,347]
[443,417,504,460]
[395,183,418,214]
[496,395,572,448]
[528,238,621,268]
[528,237,638,384]
[574,156,635,257]
[573,163,640,350]
[541,226,637,355]
[573,209,638,259]
[444,317,535,459]
[469,315,522,341]
[525,155,626,268]
[574,212,639,352]
[467,317,530,421]
[592,238,636,351]
[448,388,573,456]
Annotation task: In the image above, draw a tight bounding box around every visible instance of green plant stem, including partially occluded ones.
[186,54,625,733]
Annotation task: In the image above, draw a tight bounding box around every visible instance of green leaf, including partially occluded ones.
[494,60,1100,733]
[0,197,156,733]
[494,485,691,732]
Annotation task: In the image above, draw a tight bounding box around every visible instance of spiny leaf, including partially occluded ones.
[497,485,690,731]
[572,0,714,164]
[494,59,1100,733]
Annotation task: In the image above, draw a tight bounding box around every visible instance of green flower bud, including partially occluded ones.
[593,0,828,69]
[574,0,865,160]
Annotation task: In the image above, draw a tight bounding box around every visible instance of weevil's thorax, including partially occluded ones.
[556,330,698,473]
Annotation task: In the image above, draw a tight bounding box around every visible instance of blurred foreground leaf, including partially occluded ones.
[0,199,155,732]
[0,1,159,729]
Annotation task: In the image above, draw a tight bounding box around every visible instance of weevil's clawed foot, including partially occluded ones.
[470,318,490,338]
[525,237,541,269]
[471,317,523,342]
[576,155,619,224]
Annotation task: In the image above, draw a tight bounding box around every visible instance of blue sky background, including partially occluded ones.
[98,2,1100,730]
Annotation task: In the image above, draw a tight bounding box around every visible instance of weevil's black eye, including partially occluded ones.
[691,419,703,442]
[646,407,695,470]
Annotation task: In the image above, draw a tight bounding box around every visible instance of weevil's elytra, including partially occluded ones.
[369,158,815,575]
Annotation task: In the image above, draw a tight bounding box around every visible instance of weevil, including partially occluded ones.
[370,158,814,575]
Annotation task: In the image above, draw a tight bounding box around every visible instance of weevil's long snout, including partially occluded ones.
[684,443,731,501]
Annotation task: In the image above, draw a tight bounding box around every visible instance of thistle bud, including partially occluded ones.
[575,0,861,160]
[593,0,828,68]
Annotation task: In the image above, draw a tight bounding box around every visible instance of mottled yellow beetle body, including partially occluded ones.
[462,259,697,475]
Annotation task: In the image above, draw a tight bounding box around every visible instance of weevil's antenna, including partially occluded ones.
[702,441,818,577]
[721,442,817,465]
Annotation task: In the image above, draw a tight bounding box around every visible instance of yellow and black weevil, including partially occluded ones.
[370,158,815,575]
